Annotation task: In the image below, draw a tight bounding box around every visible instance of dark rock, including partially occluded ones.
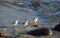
[28,28,52,36]
[54,23,60,32]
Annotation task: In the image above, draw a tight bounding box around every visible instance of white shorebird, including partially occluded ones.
[33,17,38,23]
[22,20,29,30]
[32,17,39,27]
[12,19,19,26]
[23,20,29,27]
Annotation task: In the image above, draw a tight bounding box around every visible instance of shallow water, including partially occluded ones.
[0,0,60,38]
